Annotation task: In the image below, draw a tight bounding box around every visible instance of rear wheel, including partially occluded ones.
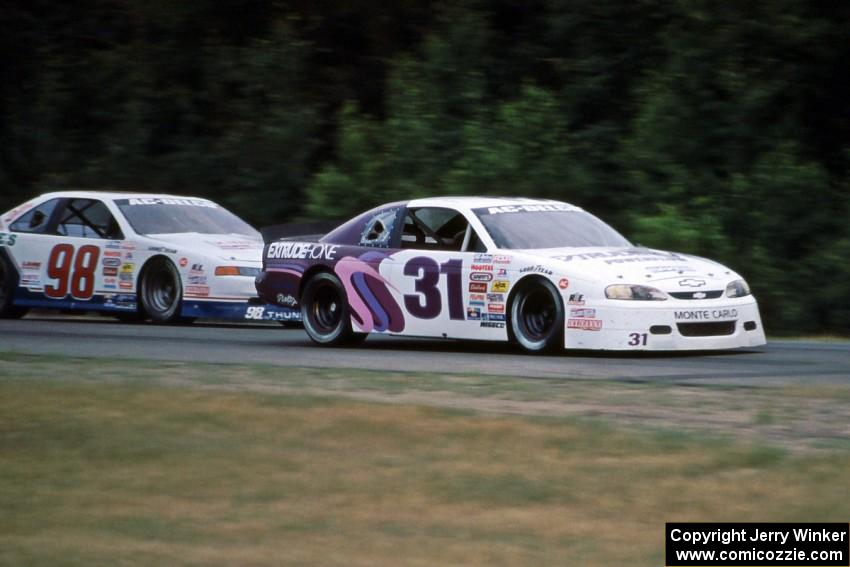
[139,258,183,323]
[301,272,364,345]
[510,279,564,353]
[0,257,29,319]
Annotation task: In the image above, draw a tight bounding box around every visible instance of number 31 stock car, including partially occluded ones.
[0,191,299,324]
[256,197,766,352]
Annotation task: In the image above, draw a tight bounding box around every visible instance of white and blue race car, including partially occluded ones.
[257,197,765,352]
[0,191,299,324]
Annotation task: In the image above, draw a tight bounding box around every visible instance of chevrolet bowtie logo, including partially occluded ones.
[692,291,707,299]
[679,278,706,287]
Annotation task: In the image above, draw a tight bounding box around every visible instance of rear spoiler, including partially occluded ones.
[260,221,342,244]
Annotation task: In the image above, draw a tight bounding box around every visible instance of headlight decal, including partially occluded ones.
[605,284,668,301]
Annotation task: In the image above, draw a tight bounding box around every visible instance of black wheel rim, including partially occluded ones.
[143,264,178,314]
[310,281,342,334]
[518,288,556,341]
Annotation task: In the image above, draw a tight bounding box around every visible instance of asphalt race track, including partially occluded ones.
[1,316,848,386]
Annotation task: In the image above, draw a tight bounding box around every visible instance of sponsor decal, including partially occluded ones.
[104,277,117,285]
[104,250,121,257]
[20,274,41,286]
[103,282,116,290]
[124,197,217,208]
[678,278,706,287]
[102,267,118,276]
[186,285,210,297]
[470,264,493,272]
[469,282,488,293]
[645,265,695,274]
[267,241,339,261]
[567,318,603,331]
[482,313,506,322]
[102,257,121,267]
[473,254,493,263]
[469,293,486,302]
[124,252,134,260]
[105,241,121,250]
[495,267,508,277]
[487,303,505,314]
[552,249,687,265]
[190,263,204,273]
[558,278,569,290]
[120,263,135,273]
[674,309,738,321]
[21,261,41,271]
[188,275,207,285]
[208,240,255,250]
[466,306,481,320]
[567,293,585,305]
[491,280,509,293]
[121,242,136,251]
[493,255,511,264]
[486,293,504,302]
[276,293,297,307]
[469,300,485,308]
[179,257,188,268]
[119,281,133,290]
[0,231,19,246]
[148,246,177,254]
[470,272,493,282]
[119,272,133,281]
[480,321,505,328]
[486,203,576,215]
[520,265,554,276]
[570,308,596,318]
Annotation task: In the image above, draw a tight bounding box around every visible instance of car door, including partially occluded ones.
[14,198,126,310]
[391,207,508,341]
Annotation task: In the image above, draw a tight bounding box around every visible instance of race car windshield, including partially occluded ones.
[474,207,631,249]
[115,198,259,237]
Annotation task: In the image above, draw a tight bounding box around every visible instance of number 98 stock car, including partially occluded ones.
[0,191,299,324]
[256,197,766,352]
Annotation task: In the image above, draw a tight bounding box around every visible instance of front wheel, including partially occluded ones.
[139,258,183,323]
[301,272,364,346]
[510,279,564,353]
[0,257,29,319]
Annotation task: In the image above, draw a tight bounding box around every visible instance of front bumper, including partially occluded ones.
[564,297,766,351]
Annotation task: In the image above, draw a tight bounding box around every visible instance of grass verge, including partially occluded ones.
[1,353,849,566]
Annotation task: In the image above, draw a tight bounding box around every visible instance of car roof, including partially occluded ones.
[34,190,214,202]
[406,196,583,213]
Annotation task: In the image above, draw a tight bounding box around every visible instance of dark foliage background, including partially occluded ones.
[1,0,848,334]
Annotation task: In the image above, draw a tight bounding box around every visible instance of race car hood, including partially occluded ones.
[519,246,740,290]
[146,233,264,263]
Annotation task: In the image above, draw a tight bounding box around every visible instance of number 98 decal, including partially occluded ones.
[45,244,101,300]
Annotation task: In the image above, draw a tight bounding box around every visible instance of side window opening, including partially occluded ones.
[56,199,124,240]
[401,207,485,252]
[359,208,399,248]
[9,199,60,233]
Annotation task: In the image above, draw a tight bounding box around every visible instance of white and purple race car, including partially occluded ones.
[0,191,299,324]
[256,197,765,352]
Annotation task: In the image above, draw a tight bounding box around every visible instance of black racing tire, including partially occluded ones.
[300,272,365,346]
[509,278,565,353]
[139,258,183,323]
[0,256,29,319]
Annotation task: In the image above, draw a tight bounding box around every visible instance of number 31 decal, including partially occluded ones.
[628,332,648,346]
[403,257,464,320]
[45,244,101,300]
